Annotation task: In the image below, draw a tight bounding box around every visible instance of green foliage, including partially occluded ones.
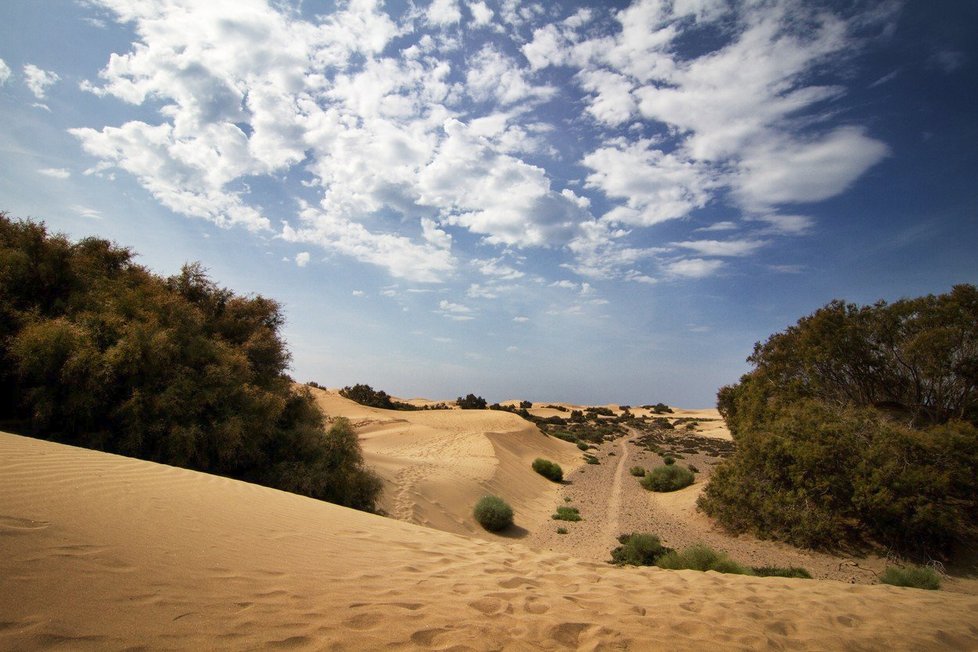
[663,455,675,465]
[457,394,487,409]
[656,544,751,575]
[641,464,695,492]
[556,527,568,535]
[609,533,673,566]
[0,213,381,512]
[880,565,941,590]
[552,506,581,521]
[703,287,978,559]
[532,458,563,482]
[339,383,422,411]
[629,466,646,477]
[751,566,812,579]
[576,441,589,451]
[584,453,600,465]
[473,495,514,532]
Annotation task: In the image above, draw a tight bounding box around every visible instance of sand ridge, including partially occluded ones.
[3,431,978,650]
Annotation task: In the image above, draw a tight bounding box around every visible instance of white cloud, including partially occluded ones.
[38,167,71,179]
[437,299,475,321]
[468,2,494,27]
[751,214,813,235]
[673,239,767,257]
[295,251,311,267]
[466,44,556,107]
[695,221,738,232]
[583,139,714,227]
[0,59,11,86]
[473,257,524,280]
[664,258,725,278]
[23,64,60,99]
[426,0,461,26]
[70,205,103,219]
[513,316,529,322]
[352,290,366,296]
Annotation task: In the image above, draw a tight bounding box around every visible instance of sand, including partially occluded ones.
[3,429,978,650]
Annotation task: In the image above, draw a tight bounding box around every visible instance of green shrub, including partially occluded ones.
[663,455,675,465]
[610,533,673,566]
[473,495,514,532]
[556,527,568,535]
[552,506,581,521]
[584,454,600,465]
[629,466,646,477]
[688,464,699,473]
[641,464,695,492]
[532,458,563,482]
[576,441,589,451]
[752,566,812,579]
[880,565,941,590]
[656,544,751,575]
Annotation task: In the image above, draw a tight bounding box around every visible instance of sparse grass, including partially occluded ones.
[641,464,695,492]
[880,565,941,590]
[629,466,646,477]
[752,566,812,579]
[473,495,514,532]
[552,506,582,522]
[656,544,751,575]
[532,458,563,482]
[564,496,572,502]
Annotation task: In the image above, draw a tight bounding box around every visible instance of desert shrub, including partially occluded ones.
[610,533,673,566]
[663,455,675,465]
[556,527,568,535]
[657,544,751,575]
[339,383,419,411]
[584,454,600,465]
[473,495,514,531]
[576,441,589,451]
[751,566,812,579]
[0,214,381,512]
[552,506,581,521]
[880,565,941,590]
[457,394,487,409]
[532,458,563,482]
[629,466,646,477]
[641,464,695,492]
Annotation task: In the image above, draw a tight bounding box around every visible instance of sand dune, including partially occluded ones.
[311,389,581,538]
[2,431,977,650]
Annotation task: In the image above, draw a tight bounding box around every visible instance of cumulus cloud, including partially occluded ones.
[0,59,11,86]
[23,64,60,99]
[295,251,311,267]
[437,299,475,321]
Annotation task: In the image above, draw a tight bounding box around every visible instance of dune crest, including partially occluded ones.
[2,431,977,650]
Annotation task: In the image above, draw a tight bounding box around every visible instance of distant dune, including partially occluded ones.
[3,422,978,648]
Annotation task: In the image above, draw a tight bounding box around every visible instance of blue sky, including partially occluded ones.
[1,0,975,406]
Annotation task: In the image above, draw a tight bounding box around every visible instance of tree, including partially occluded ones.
[456,393,487,409]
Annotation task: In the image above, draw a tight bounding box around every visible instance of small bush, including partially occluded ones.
[584,454,601,464]
[532,458,564,482]
[552,506,582,521]
[657,544,751,575]
[752,566,812,579]
[610,533,673,566]
[473,495,514,532]
[641,464,695,492]
[564,496,572,502]
[880,565,941,590]
[556,527,568,535]
[576,441,589,451]
[663,456,675,465]
[629,466,646,477]
[688,464,699,473]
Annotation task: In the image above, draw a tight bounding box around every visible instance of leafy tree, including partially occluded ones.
[457,393,487,409]
[0,212,381,512]
[702,287,978,558]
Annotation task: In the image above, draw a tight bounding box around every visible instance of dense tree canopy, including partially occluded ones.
[701,287,978,558]
[0,213,380,511]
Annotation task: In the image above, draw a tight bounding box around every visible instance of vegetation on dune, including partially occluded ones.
[879,565,942,590]
[338,383,448,410]
[641,464,695,492]
[473,495,514,532]
[629,466,646,477]
[457,393,487,409]
[552,506,581,521]
[609,533,673,566]
[0,213,381,511]
[656,544,752,575]
[700,286,978,559]
[532,457,563,482]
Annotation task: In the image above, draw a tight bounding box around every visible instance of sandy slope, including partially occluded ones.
[311,389,581,538]
[2,431,977,651]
